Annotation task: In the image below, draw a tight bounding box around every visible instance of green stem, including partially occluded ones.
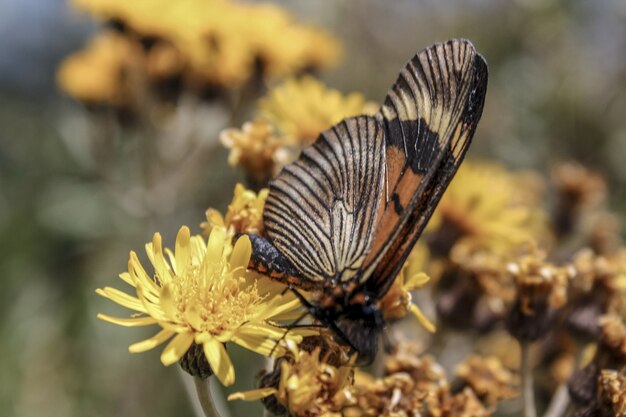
[194,377,222,417]
[521,341,537,417]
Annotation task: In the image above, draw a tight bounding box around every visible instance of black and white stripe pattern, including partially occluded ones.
[264,116,386,284]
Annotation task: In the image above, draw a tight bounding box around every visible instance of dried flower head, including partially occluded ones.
[568,249,626,339]
[201,183,268,237]
[598,369,626,416]
[449,244,516,316]
[599,315,626,363]
[258,76,377,145]
[455,354,519,404]
[509,249,572,315]
[96,226,310,386]
[344,342,447,417]
[551,162,606,237]
[506,248,574,341]
[230,342,354,417]
[426,387,494,417]
[384,342,448,393]
[426,161,549,258]
[220,119,294,185]
[346,371,427,417]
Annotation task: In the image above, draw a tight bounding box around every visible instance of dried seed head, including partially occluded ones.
[455,354,519,404]
[598,369,626,416]
[505,249,573,341]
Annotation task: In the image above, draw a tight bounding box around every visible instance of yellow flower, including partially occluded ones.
[259,76,377,145]
[96,226,310,386]
[239,4,341,79]
[201,183,269,237]
[220,119,295,185]
[57,31,142,105]
[379,244,435,332]
[71,0,341,89]
[427,161,549,258]
[230,342,355,417]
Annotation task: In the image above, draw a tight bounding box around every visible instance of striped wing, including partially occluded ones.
[360,39,488,295]
[263,116,386,284]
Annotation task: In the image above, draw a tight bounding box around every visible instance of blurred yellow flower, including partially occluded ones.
[97,226,309,386]
[230,342,355,417]
[71,0,341,89]
[427,161,549,257]
[259,76,378,144]
[57,31,142,105]
[201,183,269,237]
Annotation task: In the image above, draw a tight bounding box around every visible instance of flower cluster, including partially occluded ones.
[97,225,311,386]
[201,183,268,237]
[59,0,340,106]
[90,6,626,417]
[230,339,354,417]
[221,76,377,184]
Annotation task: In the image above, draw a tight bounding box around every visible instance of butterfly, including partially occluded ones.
[247,39,488,362]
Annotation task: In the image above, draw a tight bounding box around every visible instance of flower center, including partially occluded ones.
[167,258,266,335]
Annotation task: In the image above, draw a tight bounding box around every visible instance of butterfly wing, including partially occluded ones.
[253,39,487,295]
[262,116,386,284]
[360,39,488,296]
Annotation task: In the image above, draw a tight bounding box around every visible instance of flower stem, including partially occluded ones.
[194,377,222,417]
[521,341,537,417]
[542,384,570,417]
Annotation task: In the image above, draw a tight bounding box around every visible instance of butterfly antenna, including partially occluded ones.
[269,286,323,356]
[269,311,309,357]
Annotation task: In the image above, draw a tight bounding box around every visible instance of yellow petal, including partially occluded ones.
[135,285,167,322]
[129,328,175,353]
[231,332,282,357]
[160,331,194,366]
[228,387,277,401]
[150,233,174,285]
[97,313,158,327]
[230,235,252,275]
[205,209,226,229]
[261,295,303,320]
[270,309,307,322]
[205,227,227,265]
[203,338,235,386]
[160,283,179,321]
[175,226,191,277]
[96,287,146,313]
[128,251,160,295]
[184,304,203,331]
[164,248,177,273]
[405,272,430,290]
[118,272,135,287]
[409,304,436,333]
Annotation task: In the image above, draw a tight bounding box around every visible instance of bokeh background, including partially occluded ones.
[1,0,626,416]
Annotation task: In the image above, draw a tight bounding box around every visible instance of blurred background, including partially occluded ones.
[1,0,626,416]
